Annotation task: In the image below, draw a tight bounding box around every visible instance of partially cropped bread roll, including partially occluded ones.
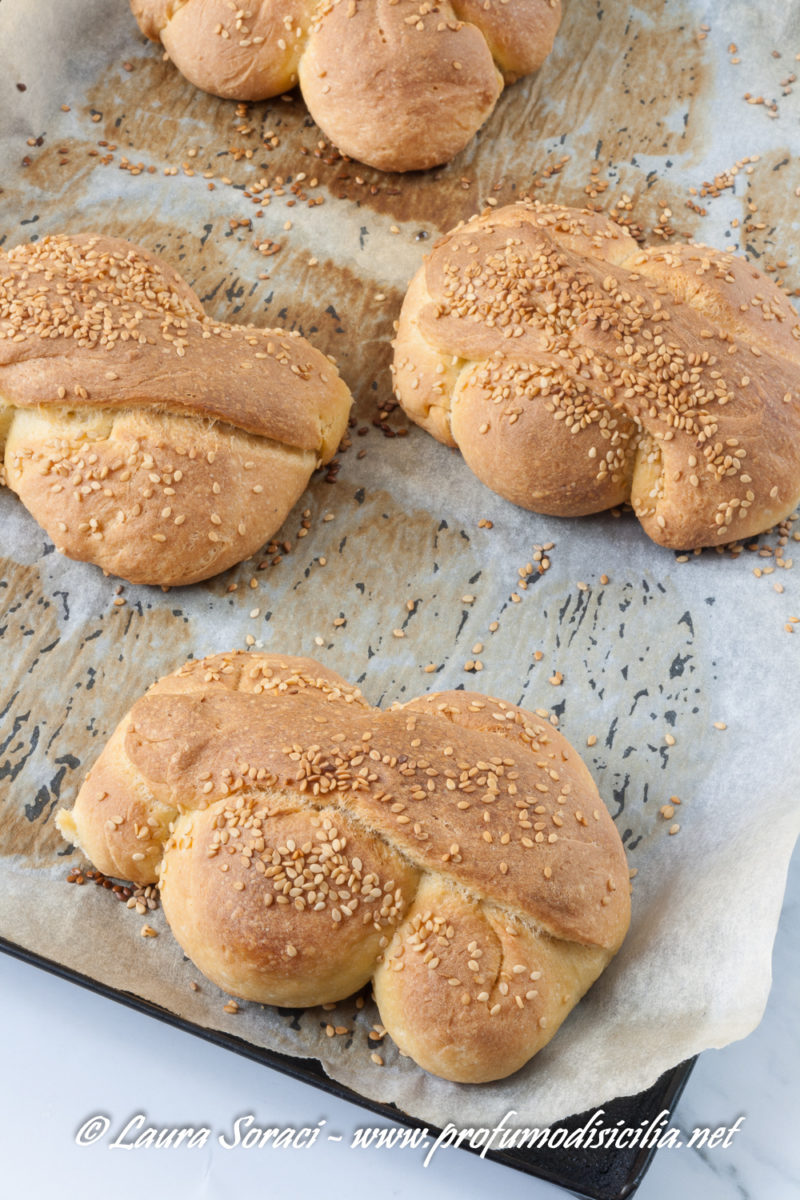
[57,651,630,1084]
[393,201,800,549]
[0,235,352,585]
[131,0,562,172]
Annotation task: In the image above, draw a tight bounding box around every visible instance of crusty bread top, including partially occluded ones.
[131,0,562,172]
[72,651,629,951]
[298,0,504,173]
[393,201,800,548]
[450,0,562,82]
[0,234,349,460]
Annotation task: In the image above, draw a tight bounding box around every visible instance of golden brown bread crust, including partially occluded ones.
[163,797,422,1005]
[373,874,611,1083]
[57,651,630,1083]
[130,0,562,172]
[393,201,800,549]
[450,0,561,82]
[0,235,352,585]
[299,0,503,174]
[139,0,310,99]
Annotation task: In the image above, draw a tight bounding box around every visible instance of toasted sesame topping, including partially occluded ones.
[395,200,800,549]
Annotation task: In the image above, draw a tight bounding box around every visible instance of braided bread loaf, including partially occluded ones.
[131,0,562,172]
[0,235,352,585]
[57,652,630,1084]
[393,201,800,549]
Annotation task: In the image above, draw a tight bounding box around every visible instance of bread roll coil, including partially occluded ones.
[0,235,353,585]
[57,651,630,1084]
[130,0,562,172]
[392,201,800,549]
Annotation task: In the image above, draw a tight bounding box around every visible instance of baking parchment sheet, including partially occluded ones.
[1,0,799,1132]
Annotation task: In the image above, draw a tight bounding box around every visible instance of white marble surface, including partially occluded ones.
[0,844,795,1200]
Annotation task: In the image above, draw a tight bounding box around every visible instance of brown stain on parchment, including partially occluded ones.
[0,573,195,867]
[195,244,401,414]
[539,0,712,158]
[721,146,800,292]
[252,489,483,700]
[200,482,484,657]
[1,556,74,865]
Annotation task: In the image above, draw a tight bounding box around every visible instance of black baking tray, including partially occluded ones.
[0,934,694,1199]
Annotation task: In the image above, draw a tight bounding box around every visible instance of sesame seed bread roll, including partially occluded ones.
[57,651,630,1084]
[130,0,562,173]
[393,201,800,549]
[0,235,353,585]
